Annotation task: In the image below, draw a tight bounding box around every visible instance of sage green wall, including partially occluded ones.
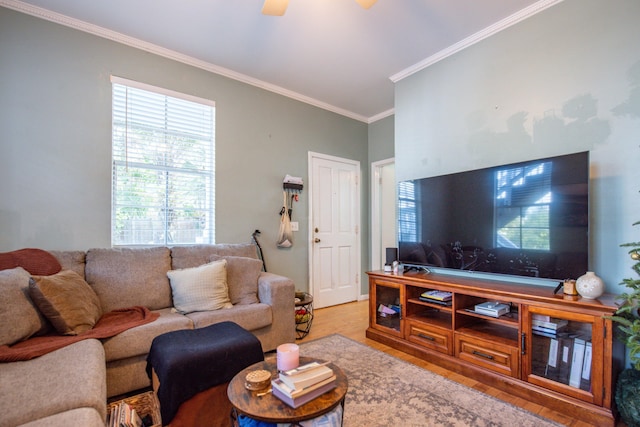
[0,7,369,293]
[366,115,395,294]
[368,115,395,164]
[395,0,640,294]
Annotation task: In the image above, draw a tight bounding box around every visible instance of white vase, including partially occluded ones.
[576,271,604,299]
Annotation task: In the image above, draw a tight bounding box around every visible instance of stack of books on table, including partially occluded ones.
[271,361,337,408]
[419,290,452,306]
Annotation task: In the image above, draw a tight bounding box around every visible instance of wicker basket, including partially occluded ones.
[107,391,161,427]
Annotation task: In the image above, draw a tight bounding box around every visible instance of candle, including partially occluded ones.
[276,343,299,372]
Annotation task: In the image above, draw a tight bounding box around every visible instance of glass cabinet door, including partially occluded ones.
[523,306,603,405]
[371,279,402,336]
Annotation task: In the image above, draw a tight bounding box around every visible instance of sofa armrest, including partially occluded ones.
[257,272,296,348]
[257,272,294,306]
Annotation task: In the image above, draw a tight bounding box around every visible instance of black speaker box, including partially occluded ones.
[385,247,398,265]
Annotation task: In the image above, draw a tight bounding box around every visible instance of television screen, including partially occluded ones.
[398,151,589,282]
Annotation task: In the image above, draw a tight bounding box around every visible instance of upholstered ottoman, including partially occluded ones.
[146,321,264,427]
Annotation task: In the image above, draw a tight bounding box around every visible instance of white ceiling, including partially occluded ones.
[2,0,560,122]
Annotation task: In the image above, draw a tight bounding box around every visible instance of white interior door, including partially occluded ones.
[371,158,396,271]
[309,152,360,308]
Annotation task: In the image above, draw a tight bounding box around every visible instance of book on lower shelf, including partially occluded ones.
[545,337,560,381]
[108,401,143,427]
[569,338,587,388]
[420,290,452,302]
[532,323,568,337]
[418,296,452,306]
[378,304,400,317]
[532,318,568,330]
[580,341,593,391]
[106,392,160,427]
[556,334,574,384]
[271,376,337,408]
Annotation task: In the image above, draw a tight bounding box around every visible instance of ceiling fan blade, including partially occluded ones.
[354,0,377,9]
[262,0,289,16]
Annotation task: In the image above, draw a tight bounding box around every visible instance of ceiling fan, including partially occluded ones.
[262,0,377,16]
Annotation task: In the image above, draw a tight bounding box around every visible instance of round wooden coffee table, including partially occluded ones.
[228,356,348,424]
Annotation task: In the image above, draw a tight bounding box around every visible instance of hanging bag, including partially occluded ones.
[277,191,293,248]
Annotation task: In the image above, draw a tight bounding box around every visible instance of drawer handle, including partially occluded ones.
[472,350,494,360]
[418,333,435,341]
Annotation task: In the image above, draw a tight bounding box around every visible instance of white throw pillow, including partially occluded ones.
[167,259,233,314]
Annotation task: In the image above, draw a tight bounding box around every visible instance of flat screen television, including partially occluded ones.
[397,151,589,284]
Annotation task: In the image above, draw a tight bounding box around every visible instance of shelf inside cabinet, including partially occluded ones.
[456,322,519,347]
[457,308,519,328]
[406,311,451,330]
[375,313,400,331]
[406,295,452,329]
[407,297,452,312]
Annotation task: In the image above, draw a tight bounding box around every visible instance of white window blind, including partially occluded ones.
[111,76,215,246]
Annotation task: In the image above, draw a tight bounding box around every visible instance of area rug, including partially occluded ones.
[297,334,561,427]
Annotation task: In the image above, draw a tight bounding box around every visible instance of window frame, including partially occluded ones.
[110,76,216,247]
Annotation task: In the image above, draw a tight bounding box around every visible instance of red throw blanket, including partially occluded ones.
[0,306,159,362]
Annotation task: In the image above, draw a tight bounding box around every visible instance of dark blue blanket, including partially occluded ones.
[146,321,264,424]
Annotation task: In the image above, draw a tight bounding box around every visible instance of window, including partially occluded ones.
[495,161,551,250]
[111,76,215,246]
[398,181,418,243]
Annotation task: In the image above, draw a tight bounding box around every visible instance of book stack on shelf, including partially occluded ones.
[532,314,568,337]
[106,392,159,427]
[377,303,400,317]
[108,401,143,427]
[419,290,452,306]
[271,361,337,408]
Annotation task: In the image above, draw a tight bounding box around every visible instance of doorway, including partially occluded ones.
[371,158,397,272]
[308,152,361,308]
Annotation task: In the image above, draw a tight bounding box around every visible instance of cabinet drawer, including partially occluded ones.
[406,321,452,355]
[455,334,519,378]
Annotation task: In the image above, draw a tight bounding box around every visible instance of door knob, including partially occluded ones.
[314,238,321,243]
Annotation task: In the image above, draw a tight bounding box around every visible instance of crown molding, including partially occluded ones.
[390,0,564,83]
[1,0,560,122]
[0,0,370,123]
[368,108,395,124]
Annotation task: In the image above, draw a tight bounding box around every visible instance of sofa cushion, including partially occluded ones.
[85,247,172,312]
[29,270,103,335]
[50,250,86,278]
[186,303,272,331]
[0,248,62,276]
[16,407,105,427]
[170,243,258,270]
[0,339,106,427]
[209,255,261,305]
[0,267,50,346]
[101,308,193,362]
[167,260,233,314]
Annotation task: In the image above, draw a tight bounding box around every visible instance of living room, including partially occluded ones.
[0,0,639,425]
[1,0,638,303]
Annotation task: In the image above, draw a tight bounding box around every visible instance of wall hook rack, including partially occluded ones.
[283,182,303,191]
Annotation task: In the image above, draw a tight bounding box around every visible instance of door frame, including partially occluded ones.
[307,151,362,305]
[370,157,395,271]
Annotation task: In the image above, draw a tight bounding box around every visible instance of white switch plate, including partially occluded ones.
[291,221,299,231]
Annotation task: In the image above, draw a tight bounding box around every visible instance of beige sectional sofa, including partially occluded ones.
[0,243,295,427]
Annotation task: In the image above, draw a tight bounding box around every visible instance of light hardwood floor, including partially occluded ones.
[299,300,625,427]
